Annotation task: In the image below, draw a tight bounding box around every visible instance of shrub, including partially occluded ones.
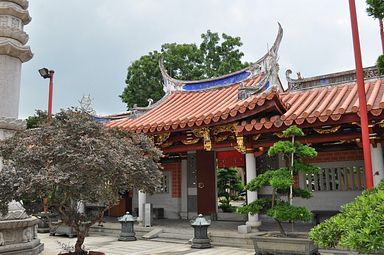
[309,182,384,254]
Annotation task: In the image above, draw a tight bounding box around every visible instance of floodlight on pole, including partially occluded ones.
[38,68,55,125]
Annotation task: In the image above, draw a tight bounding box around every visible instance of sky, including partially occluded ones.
[18,0,381,119]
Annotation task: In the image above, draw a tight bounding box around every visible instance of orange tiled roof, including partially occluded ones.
[107,77,286,133]
[109,79,384,134]
[237,79,384,133]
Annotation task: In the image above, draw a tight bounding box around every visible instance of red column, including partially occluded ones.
[349,0,374,189]
[47,70,54,125]
[380,19,384,54]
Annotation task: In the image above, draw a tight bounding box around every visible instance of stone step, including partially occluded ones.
[149,237,190,244]
[158,231,192,241]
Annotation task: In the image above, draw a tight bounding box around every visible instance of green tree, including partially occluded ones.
[237,125,319,236]
[217,167,243,212]
[310,181,384,254]
[120,30,248,108]
[366,0,384,73]
[0,108,163,254]
[366,0,384,19]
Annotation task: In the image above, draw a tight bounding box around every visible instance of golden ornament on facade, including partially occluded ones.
[181,137,200,145]
[252,134,261,141]
[234,135,246,154]
[212,123,237,135]
[160,140,173,148]
[154,132,170,145]
[192,127,212,151]
[377,119,384,128]
[313,125,341,134]
[214,135,228,143]
[273,132,284,138]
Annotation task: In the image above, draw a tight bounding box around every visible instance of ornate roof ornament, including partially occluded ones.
[160,23,283,95]
[286,66,384,91]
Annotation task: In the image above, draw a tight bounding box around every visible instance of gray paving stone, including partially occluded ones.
[39,233,255,255]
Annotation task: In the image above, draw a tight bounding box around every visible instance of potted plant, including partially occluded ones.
[238,125,320,255]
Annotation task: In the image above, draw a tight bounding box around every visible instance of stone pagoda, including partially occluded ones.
[0,1,43,254]
[0,0,32,139]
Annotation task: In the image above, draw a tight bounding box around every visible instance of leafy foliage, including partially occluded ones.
[25,109,48,129]
[120,30,248,108]
[310,182,384,254]
[237,198,271,215]
[238,125,318,236]
[366,0,384,19]
[377,54,384,75]
[366,1,384,74]
[0,108,163,254]
[267,202,312,222]
[217,167,243,211]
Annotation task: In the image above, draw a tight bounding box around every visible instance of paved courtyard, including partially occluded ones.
[39,233,254,255]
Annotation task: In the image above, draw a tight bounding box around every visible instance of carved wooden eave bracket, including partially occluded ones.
[193,127,212,151]
[152,132,170,146]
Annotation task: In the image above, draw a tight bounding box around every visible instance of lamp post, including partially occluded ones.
[38,68,55,125]
[348,0,374,189]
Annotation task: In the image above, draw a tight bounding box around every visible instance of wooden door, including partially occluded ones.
[196,150,216,215]
[109,191,132,217]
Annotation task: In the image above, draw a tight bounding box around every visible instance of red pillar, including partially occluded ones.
[47,70,54,125]
[349,0,374,189]
[380,19,384,54]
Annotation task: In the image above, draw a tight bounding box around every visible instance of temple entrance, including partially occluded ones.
[216,150,246,221]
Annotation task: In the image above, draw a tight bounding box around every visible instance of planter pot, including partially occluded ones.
[253,233,318,255]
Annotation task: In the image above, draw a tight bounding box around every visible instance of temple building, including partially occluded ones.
[106,24,384,226]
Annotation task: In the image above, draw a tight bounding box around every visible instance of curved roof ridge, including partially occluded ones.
[161,23,283,93]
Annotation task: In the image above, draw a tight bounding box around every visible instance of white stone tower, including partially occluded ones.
[0,0,32,138]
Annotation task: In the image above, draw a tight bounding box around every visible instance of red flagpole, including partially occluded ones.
[348,0,374,189]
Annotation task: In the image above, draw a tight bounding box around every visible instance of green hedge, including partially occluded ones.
[309,182,384,254]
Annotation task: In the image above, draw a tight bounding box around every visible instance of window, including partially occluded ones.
[156,172,170,193]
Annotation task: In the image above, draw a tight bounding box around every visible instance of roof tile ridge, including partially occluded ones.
[367,80,381,110]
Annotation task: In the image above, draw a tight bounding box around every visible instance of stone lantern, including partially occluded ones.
[190,214,211,249]
[118,212,137,241]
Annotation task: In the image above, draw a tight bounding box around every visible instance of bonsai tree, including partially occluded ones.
[0,108,163,254]
[217,167,244,212]
[238,125,319,236]
[309,181,384,254]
